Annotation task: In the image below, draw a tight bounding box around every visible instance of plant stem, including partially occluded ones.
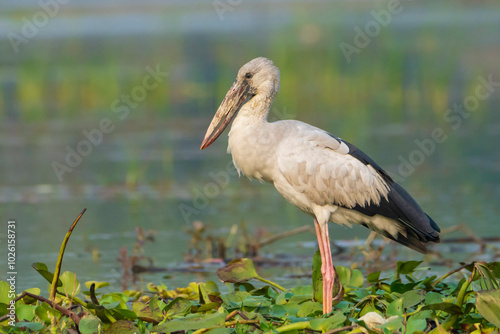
[49,208,87,302]
[432,263,469,287]
[255,276,288,292]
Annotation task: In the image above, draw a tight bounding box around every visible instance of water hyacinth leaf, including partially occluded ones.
[297,300,322,317]
[379,315,403,331]
[386,298,404,317]
[222,291,251,306]
[0,281,10,304]
[110,308,137,320]
[199,283,210,304]
[197,302,221,312]
[79,314,102,334]
[476,289,500,328]
[243,295,272,308]
[269,304,287,317]
[15,303,37,322]
[85,281,111,289]
[132,301,162,323]
[104,320,140,334]
[204,281,220,294]
[15,322,44,331]
[401,290,426,309]
[206,328,232,334]
[216,258,258,283]
[59,271,80,297]
[31,263,62,287]
[421,302,462,315]
[405,316,427,333]
[100,293,128,309]
[350,269,364,288]
[312,249,323,303]
[310,312,346,331]
[425,291,444,305]
[35,302,62,324]
[275,292,287,305]
[153,311,226,332]
[149,296,166,314]
[367,271,381,283]
[337,266,351,287]
[165,298,192,317]
[395,261,422,277]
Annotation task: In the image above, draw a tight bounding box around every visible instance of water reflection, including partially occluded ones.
[0,1,499,292]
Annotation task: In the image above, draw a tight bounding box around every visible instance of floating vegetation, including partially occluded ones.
[1,211,500,333]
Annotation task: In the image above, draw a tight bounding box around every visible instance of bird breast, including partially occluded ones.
[227,117,280,183]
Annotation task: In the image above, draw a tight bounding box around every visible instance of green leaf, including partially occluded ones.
[199,283,210,305]
[59,271,80,297]
[15,321,44,331]
[216,258,258,283]
[0,281,12,304]
[104,320,139,334]
[275,292,287,305]
[197,302,222,313]
[337,266,351,287]
[165,298,192,317]
[15,303,37,322]
[395,261,422,277]
[476,289,500,328]
[421,302,462,315]
[132,301,163,323]
[205,281,220,294]
[100,292,128,309]
[206,328,232,334]
[310,312,346,331]
[153,311,226,332]
[31,263,62,287]
[425,291,444,305]
[35,302,62,324]
[386,298,403,317]
[401,290,425,309]
[85,281,111,289]
[22,288,41,304]
[312,249,322,303]
[406,316,427,333]
[222,291,251,307]
[367,271,381,283]
[379,315,403,331]
[350,269,364,288]
[79,314,103,334]
[296,301,322,317]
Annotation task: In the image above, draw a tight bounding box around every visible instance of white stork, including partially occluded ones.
[200,57,440,314]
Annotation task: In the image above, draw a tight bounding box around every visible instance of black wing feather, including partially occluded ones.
[334,136,440,253]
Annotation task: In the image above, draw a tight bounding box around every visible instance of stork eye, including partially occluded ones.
[245,73,253,79]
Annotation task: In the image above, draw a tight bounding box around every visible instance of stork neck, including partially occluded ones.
[238,93,274,122]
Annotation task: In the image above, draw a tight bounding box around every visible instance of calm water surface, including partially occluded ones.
[1,1,499,292]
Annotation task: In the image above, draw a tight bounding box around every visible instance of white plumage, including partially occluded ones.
[201,57,440,314]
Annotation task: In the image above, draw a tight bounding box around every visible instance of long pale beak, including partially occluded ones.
[200,81,249,150]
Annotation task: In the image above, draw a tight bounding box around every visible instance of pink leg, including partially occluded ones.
[314,219,341,314]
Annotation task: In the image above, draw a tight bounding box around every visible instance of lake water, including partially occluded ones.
[1,0,499,293]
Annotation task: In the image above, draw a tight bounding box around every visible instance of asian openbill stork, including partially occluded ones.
[200,57,440,314]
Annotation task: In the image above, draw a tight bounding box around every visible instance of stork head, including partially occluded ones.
[200,57,280,150]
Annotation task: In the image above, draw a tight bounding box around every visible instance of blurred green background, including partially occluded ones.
[1,0,499,291]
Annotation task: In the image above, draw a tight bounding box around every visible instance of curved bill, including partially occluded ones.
[200,81,249,150]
